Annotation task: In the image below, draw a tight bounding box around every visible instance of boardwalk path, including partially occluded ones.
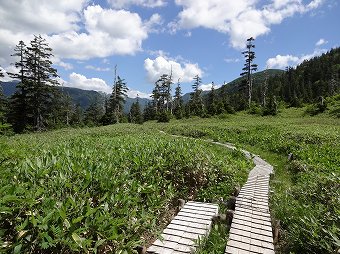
[148,135,275,254]
[211,142,275,254]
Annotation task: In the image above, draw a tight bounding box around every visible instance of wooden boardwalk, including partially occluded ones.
[147,201,219,254]
[225,155,275,254]
[151,134,275,254]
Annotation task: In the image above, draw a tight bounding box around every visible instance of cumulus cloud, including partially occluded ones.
[107,0,166,9]
[316,38,328,46]
[266,54,300,69]
[266,48,327,68]
[67,72,112,93]
[48,5,149,60]
[144,56,203,83]
[0,2,156,66]
[171,0,324,48]
[52,57,73,70]
[0,0,87,35]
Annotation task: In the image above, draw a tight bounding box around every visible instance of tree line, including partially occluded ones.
[1,36,339,133]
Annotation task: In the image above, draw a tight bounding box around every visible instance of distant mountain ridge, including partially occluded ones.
[0,81,150,113]
[181,69,284,103]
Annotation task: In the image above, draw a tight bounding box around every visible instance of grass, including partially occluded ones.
[152,107,340,254]
[0,125,251,253]
[1,106,339,253]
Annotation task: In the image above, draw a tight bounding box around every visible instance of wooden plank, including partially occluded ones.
[225,151,275,254]
[147,201,218,254]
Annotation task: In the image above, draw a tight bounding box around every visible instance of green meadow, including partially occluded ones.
[1,107,339,253]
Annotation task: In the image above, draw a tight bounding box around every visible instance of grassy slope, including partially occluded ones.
[151,107,340,254]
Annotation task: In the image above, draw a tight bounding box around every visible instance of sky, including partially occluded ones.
[0,0,339,98]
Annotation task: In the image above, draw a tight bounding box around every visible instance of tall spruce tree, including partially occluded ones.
[207,82,217,115]
[109,75,128,123]
[8,36,59,132]
[84,99,104,126]
[27,35,59,130]
[154,74,173,113]
[143,101,156,121]
[7,41,30,132]
[240,37,258,108]
[173,79,183,119]
[190,75,204,116]
[129,96,143,124]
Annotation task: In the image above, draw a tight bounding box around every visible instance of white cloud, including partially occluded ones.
[199,82,221,91]
[0,0,87,35]
[48,5,148,60]
[224,58,240,63]
[67,72,112,94]
[316,38,328,46]
[107,0,166,9]
[52,57,73,70]
[266,54,300,69]
[171,0,325,48]
[0,3,153,65]
[144,56,203,83]
[144,13,164,33]
[266,48,327,68]
[127,89,151,98]
[85,65,111,72]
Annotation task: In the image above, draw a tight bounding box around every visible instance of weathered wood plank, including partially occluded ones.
[147,202,218,254]
[225,150,275,254]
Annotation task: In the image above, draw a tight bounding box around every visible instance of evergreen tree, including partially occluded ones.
[263,94,278,116]
[153,74,173,114]
[190,75,204,116]
[26,35,59,130]
[173,80,184,119]
[106,74,128,124]
[84,99,104,126]
[70,103,83,126]
[262,67,269,106]
[240,37,258,108]
[129,97,143,124]
[50,90,73,128]
[7,41,30,132]
[8,36,59,132]
[207,82,217,115]
[143,101,156,121]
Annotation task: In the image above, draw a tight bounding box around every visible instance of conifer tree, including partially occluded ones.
[84,99,104,126]
[262,67,269,106]
[26,35,59,130]
[8,36,59,132]
[173,79,183,119]
[240,37,257,108]
[7,41,30,132]
[129,96,143,124]
[189,75,204,116]
[207,82,217,115]
[110,76,128,123]
[143,101,156,121]
[154,74,173,113]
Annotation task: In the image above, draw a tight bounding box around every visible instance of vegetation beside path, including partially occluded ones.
[155,107,340,254]
[0,125,251,253]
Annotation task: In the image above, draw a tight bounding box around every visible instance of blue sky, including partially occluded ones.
[0,0,339,97]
